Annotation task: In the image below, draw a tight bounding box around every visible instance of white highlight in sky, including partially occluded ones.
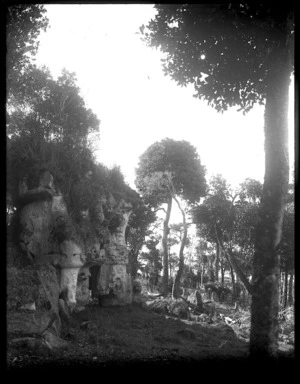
[35,4,295,191]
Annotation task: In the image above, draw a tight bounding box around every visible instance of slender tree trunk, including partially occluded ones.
[209,264,215,282]
[201,265,205,287]
[283,268,289,309]
[162,197,172,296]
[168,247,171,279]
[153,254,159,286]
[221,263,225,285]
[288,272,294,306]
[215,241,220,282]
[250,46,291,357]
[280,271,284,305]
[229,265,236,302]
[172,198,188,299]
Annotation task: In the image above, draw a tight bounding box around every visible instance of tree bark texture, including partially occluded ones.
[250,47,291,357]
[283,268,288,309]
[172,197,188,299]
[229,264,236,302]
[280,272,284,304]
[288,273,294,306]
[215,241,220,282]
[201,266,205,287]
[162,197,172,296]
[220,258,225,285]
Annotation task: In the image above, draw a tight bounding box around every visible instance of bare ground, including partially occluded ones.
[6,298,294,374]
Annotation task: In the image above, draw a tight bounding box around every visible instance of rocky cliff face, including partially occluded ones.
[18,170,133,311]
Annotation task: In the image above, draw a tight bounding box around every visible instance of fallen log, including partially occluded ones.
[179,296,202,315]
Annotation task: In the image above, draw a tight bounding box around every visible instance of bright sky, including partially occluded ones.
[35,4,295,196]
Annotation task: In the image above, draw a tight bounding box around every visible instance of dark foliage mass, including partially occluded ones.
[143,4,294,113]
[6,4,49,93]
[135,138,207,205]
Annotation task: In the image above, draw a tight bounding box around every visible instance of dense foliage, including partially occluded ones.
[6,4,49,94]
[7,66,100,146]
[136,138,207,206]
[143,4,294,113]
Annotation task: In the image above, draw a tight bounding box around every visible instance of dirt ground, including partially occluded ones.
[6,297,294,373]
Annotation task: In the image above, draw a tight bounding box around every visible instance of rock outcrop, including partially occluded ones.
[18,170,133,314]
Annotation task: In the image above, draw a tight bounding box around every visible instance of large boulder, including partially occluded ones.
[169,300,189,319]
[17,169,133,314]
[6,263,60,314]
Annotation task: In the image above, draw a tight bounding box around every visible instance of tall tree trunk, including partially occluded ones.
[250,46,291,357]
[209,263,215,282]
[283,268,288,309]
[172,197,188,299]
[280,271,284,305]
[220,259,225,285]
[288,272,294,306]
[153,253,160,286]
[229,264,236,302]
[201,265,205,287]
[215,241,220,282]
[162,197,172,296]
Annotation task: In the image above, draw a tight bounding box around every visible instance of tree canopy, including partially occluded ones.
[6,65,100,210]
[135,138,207,205]
[7,65,100,147]
[143,4,294,113]
[6,4,49,94]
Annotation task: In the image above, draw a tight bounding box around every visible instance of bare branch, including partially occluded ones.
[153,207,167,214]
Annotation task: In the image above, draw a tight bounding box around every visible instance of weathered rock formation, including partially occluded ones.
[18,170,133,312]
